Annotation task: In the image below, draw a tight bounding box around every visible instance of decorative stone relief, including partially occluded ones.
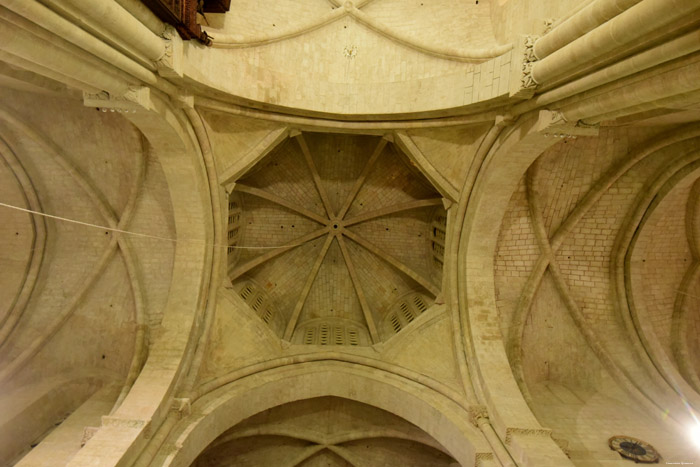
[171,398,192,419]
[83,86,155,113]
[509,35,539,99]
[575,119,602,131]
[537,110,600,137]
[156,25,184,78]
[343,45,358,59]
[99,415,153,438]
[80,426,100,447]
[504,426,553,444]
[467,405,489,427]
[542,18,556,35]
[475,452,496,465]
[521,35,538,90]
[101,416,150,429]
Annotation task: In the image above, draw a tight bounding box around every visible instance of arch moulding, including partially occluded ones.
[455,110,584,466]
[150,361,492,467]
[69,92,216,466]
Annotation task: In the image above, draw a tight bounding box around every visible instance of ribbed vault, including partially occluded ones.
[192,397,458,467]
[227,132,444,344]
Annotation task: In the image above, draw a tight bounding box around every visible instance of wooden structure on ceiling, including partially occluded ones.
[140,0,231,44]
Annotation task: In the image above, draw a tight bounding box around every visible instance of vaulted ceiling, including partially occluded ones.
[227,132,444,344]
[1,0,700,466]
[192,397,458,467]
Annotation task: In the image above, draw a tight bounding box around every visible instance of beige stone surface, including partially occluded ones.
[0,1,699,466]
[192,397,460,466]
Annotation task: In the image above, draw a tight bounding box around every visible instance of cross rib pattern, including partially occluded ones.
[230,133,443,343]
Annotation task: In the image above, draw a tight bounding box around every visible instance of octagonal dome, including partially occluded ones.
[226,132,446,345]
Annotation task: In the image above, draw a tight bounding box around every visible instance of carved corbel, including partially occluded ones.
[156,25,184,78]
[537,110,600,138]
[542,18,556,35]
[509,35,539,99]
[171,397,191,419]
[504,426,553,445]
[80,426,100,447]
[467,405,490,428]
[101,415,152,438]
[83,86,155,113]
[574,119,601,134]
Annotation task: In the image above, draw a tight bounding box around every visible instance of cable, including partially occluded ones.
[0,201,311,250]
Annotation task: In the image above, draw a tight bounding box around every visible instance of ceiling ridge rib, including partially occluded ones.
[284,235,335,340]
[394,132,459,202]
[344,198,443,226]
[220,127,289,187]
[326,445,360,466]
[295,133,335,218]
[229,227,328,280]
[338,236,379,343]
[337,138,387,219]
[235,183,328,224]
[284,445,326,467]
[342,229,440,296]
[223,427,324,445]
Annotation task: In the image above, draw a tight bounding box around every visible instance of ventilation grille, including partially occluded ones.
[399,302,414,323]
[319,323,330,345]
[303,327,315,345]
[252,295,264,311]
[431,213,447,268]
[240,285,253,300]
[347,328,359,346]
[385,293,431,335]
[390,313,402,333]
[299,321,365,346]
[413,295,427,312]
[237,280,276,329]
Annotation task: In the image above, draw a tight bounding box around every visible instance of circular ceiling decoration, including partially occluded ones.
[226,132,445,345]
[609,435,660,463]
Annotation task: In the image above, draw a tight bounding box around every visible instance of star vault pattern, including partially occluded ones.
[228,132,444,344]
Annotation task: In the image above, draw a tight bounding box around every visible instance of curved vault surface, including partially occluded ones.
[226,132,446,345]
[192,396,458,467]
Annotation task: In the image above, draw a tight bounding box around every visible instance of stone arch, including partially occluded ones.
[70,95,217,465]
[153,361,489,467]
[468,118,700,463]
[453,111,575,465]
[617,155,700,405]
[457,112,564,428]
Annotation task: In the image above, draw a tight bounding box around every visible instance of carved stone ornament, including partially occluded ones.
[504,426,552,444]
[509,35,539,98]
[609,435,660,463]
[467,405,489,427]
[83,86,155,113]
[156,25,184,78]
[576,119,601,130]
[538,110,600,137]
[543,18,556,35]
[171,397,192,419]
[80,426,100,447]
[521,35,539,90]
